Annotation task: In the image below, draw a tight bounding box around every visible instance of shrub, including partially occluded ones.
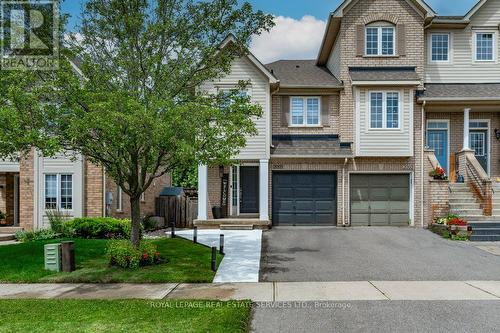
[64,217,140,239]
[141,215,158,231]
[46,209,73,236]
[15,229,59,242]
[0,210,6,220]
[435,214,459,225]
[106,240,161,269]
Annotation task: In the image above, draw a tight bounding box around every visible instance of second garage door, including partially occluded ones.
[350,174,410,226]
[273,172,337,226]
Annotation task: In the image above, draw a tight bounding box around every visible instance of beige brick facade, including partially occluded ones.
[0,173,15,225]
[19,149,35,230]
[107,174,171,219]
[84,161,104,217]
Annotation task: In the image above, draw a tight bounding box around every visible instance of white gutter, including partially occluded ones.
[352,80,421,86]
[421,101,426,228]
[342,157,348,226]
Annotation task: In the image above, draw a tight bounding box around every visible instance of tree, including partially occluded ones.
[0,0,274,247]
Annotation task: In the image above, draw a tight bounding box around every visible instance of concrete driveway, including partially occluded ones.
[260,227,500,281]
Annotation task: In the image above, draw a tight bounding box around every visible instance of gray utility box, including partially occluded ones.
[44,243,62,272]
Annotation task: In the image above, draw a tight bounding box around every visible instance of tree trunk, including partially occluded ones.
[130,196,142,248]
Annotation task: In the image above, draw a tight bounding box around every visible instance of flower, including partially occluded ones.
[448,217,467,226]
[429,167,447,180]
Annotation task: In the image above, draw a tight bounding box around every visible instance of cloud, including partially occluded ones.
[250,15,326,64]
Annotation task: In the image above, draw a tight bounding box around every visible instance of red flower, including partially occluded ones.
[142,253,149,260]
[448,218,467,226]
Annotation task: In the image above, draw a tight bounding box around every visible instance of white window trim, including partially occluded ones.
[365,25,396,57]
[469,118,491,175]
[116,187,123,212]
[473,31,497,63]
[368,91,401,130]
[44,173,74,212]
[289,96,322,127]
[428,32,452,64]
[140,192,146,202]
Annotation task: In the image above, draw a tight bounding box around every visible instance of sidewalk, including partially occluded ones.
[1,281,499,301]
[175,229,262,283]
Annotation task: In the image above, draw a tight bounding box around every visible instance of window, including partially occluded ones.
[290,97,320,126]
[369,92,400,129]
[45,175,57,210]
[232,166,238,208]
[430,34,449,62]
[475,33,494,61]
[470,132,486,156]
[60,175,73,210]
[44,174,73,210]
[116,187,123,211]
[366,25,395,56]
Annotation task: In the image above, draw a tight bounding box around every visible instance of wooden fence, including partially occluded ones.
[155,195,198,228]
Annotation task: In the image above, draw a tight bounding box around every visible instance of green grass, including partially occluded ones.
[0,238,223,283]
[0,299,251,333]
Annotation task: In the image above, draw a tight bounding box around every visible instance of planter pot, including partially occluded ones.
[449,225,468,236]
[212,207,222,219]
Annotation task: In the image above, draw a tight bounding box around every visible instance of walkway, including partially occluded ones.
[175,229,262,283]
[1,281,500,301]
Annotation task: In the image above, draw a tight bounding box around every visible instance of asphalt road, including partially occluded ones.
[260,227,500,281]
[251,300,500,333]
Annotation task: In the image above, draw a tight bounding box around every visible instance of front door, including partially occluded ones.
[240,166,259,214]
[470,130,488,173]
[427,127,448,173]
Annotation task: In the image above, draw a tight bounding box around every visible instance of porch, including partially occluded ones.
[195,160,271,229]
[421,84,500,229]
[0,172,20,227]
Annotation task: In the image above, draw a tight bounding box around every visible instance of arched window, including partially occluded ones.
[365,21,395,56]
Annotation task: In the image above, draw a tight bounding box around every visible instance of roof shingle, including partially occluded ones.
[265,60,342,88]
[423,83,500,100]
[349,67,420,82]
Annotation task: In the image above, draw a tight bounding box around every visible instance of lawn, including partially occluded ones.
[0,237,223,283]
[0,299,251,333]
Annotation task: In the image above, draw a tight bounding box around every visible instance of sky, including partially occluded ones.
[62,0,479,63]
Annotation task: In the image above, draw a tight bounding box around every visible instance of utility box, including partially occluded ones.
[44,243,62,272]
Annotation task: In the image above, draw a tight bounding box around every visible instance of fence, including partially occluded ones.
[155,195,198,228]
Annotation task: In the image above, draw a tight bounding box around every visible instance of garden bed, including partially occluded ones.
[0,237,222,283]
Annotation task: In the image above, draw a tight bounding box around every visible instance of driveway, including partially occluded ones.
[260,227,500,281]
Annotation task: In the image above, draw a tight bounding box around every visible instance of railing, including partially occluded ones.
[465,155,493,216]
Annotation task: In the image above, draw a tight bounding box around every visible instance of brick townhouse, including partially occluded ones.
[195,0,500,233]
[0,149,170,230]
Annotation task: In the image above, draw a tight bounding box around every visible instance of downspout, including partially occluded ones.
[342,158,348,226]
[421,100,426,227]
[103,167,107,217]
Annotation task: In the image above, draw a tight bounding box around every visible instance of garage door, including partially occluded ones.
[273,172,337,225]
[350,174,410,226]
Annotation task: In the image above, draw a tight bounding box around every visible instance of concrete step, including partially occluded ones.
[471,228,500,235]
[449,203,482,210]
[220,224,254,230]
[449,199,479,205]
[450,209,484,216]
[470,234,500,241]
[0,227,22,234]
[449,189,473,193]
[464,216,500,222]
[468,221,500,228]
[0,234,15,241]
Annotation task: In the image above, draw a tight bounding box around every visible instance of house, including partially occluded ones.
[0,150,170,231]
[196,0,500,231]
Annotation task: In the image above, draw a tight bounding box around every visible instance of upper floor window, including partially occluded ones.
[290,97,320,126]
[430,33,450,62]
[366,23,395,56]
[369,91,400,129]
[45,174,73,210]
[475,32,495,62]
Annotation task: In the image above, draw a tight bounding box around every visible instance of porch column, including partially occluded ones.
[259,159,269,221]
[197,164,208,220]
[463,108,471,150]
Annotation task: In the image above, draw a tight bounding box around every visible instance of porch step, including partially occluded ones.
[449,203,481,210]
[450,209,484,216]
[0,227,22,234]
[471,228,500,236]
[193,219,271,230]
[470,234,500,241]
[468,221,500,228]
[0,234,15,241]
[220,224,254,230]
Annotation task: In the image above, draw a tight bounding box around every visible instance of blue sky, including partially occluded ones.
[62,0,480,63]
[62,0,479,31]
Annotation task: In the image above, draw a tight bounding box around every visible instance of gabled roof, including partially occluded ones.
[332,0,436,18]
[464,0,489,20]
[317,0,436,65]
[265,60,342,89]
[219,35,279,84]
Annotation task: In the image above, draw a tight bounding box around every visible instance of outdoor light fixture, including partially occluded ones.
[495,129,500,140]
